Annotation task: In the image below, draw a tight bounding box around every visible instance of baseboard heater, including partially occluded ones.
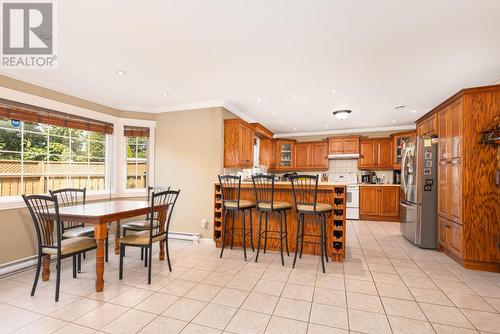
[0,232,200,278]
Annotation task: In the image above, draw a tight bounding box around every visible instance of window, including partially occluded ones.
[0,118,108,197]
[125,129,149,189]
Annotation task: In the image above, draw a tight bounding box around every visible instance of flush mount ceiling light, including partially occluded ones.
[392,119,397,123]
[394,104,406,110]
[161,92,170,96]
[289,93,299,99]
[331,89,337,94]
[332,109,352,120]
[116,70,127,76]
[256,98,263,103]
[411,110,417,114]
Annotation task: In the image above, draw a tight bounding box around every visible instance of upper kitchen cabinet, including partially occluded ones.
[327,135,360,154]
[293,141,328,170]
[417,112,438,137]
[358,138,394,170]
[274,139,296,171]
[392,130,416,169]
[259,138,276,169]
[223,119,255,168]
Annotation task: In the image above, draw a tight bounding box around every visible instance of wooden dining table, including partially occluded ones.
[46,200,166,292]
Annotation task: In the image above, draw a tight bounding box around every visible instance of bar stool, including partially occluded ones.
[252,174,291,266]
[290,175,332,273]
[218,175,256,261]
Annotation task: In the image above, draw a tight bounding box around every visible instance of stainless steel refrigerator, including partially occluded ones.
[400,137,438,249]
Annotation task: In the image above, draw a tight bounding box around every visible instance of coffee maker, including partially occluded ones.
[361,171,375,184]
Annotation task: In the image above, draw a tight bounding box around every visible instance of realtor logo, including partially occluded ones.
[1,0,57,68]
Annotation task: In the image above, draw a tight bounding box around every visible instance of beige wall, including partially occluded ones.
[154,107,236,239]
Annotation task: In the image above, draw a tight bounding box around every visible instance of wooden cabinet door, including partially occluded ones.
[450,100,462,161]
[378,187,400,217]
[239,125,254,167]
[438,217,448,249]
[437,161,447,218]
[343,138,359,153]
[448,221,463,257]
[448,163,462,224]
[377,139,393,168]
[294,143,310,169]
[360,187,378,215]
[259,138,275,168]
[328,139,343,154]
[311,142,328,168]
[359,140,376,169]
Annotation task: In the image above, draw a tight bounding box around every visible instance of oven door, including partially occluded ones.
[346,185,359,208]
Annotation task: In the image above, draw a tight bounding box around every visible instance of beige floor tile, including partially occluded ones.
[212,288,249,308]
[138,316,187,334]
[134,292,179,314]
[50,297,103,321]
[101,309,156,334]
[184,283,222,302]
[51,323,96,334]
[313,287,346,307]
[192,303,237,329]
[433,280,478,296]
[376,281,414,300]
[13,316,68,334]
[253,279,286,296]
[180,323,222,334]
[274,297,311,322]
[202,272,233,287]
[381,297,427,321]
[265,316,308,334]
[484,297,500,312]
[74,303,129,329]
[348,309,391,334]
[419,303,474,329]
[86,282,132,302]
[109,287,154,307]
[162,297,207,321]
[309,303,348,329]
[368,263,397,274]
[159,279,197,296]
[410,287,454,306]
[446,293,497,312]
[461,309,500,333]
[315,274,345,290]
[288,271,317,286]
[345,279,378,295]
[262,267,292,282]
[347,292,384,313]
[9,288,81,315]
[401,275,438,290]
[388,316,435,334]
[432,323,479,334]
[282,283,314,302]
[344,269,373,282]
[0,304,42,333]
[226,309,270,334]
[241,292,279,314]
[306,323,348,334]
[227,275,260,291]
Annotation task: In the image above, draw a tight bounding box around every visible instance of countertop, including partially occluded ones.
[214,181,400,187]
[358,184,401,187]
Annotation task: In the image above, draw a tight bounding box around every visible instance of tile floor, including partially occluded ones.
[1,220,500,334]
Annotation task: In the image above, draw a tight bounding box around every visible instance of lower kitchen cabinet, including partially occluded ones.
[360,185,400,221]
[438,216,463,258]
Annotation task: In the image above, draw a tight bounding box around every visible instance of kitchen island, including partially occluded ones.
[213,182,347,261]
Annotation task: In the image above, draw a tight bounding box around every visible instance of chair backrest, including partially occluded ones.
[251,174,275,209]
[290,174,319,212]
[49,188,86,230]
[23,194,62,253]
[147,186,170,219]
[218,175,241,209]
[149,190,180,243]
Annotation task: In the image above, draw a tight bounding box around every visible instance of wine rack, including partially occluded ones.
[331,185,346,261]
[213,184,223,247]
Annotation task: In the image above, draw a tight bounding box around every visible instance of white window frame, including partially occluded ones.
[0,86,156,210]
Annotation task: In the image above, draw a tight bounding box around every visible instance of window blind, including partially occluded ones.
[124,125,150,137]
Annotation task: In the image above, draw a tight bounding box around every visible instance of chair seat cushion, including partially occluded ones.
[43,237,96,255]
[62,226,95,238]
[225,200,255,209]
[297,203,333,213]
[258,201,292,210]
[119,231,166,245]
[122,220,158,230]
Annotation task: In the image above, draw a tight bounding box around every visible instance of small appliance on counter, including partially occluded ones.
[279,172,297,182]
[361,171,376,184]
[393,170,401,184]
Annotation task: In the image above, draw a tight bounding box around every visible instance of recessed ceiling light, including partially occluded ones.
[392,119,397,123]
[279,120,284,125]
[293,127,297,130]
[331,89,337,94]
[116,70,127,76]
[271,113,276,117]
[394,104,406,110]
[256,98,263,103]
[325,124,329,128]
[161,92,170,97]
[289,93,299,99]
[332,109,352,120]
[361,122,366,126]
[411,110,417,114]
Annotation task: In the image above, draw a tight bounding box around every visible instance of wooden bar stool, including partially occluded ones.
[290,174,332,273]
[252,174,291,266]
[218,175,256,261]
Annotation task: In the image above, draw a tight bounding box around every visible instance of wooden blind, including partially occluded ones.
[0,99,113,134]
[124,126,150,137]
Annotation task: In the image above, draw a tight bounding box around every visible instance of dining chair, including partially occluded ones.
[121,185,170,264]
[290,174,332,273]
[49,188,109,269]
[119,189,180,284]
[23,194,97,302]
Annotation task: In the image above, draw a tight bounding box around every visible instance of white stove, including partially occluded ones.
[328,173,360,220]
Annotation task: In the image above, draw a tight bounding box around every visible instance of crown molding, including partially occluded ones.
[273,124,416,138]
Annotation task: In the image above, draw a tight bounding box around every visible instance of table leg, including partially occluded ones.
[114,220,121,255]
[94,223,107,292]
[42,255,50,281]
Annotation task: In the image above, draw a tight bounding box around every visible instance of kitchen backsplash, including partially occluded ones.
[328,159,394,184]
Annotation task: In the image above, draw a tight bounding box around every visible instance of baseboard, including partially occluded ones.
[199,238,215,246]
[168,231,200,243]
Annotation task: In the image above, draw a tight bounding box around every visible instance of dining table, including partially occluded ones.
[46,200,166,292]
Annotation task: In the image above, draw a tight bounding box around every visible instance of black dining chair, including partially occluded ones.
[290,175,332,273]
[50,188,109,270]
[118,189,180,284]
[121,185,170,264]
[23,194,97,302]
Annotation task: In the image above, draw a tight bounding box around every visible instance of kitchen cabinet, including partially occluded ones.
[259,138,276,168]
[359,185,400,221]
[293,141,328,170]
[438,216,463,258]
[358,138,394,170]
[327,136,360,154]
[417,113,438,137]
[274,139,295,171]
[223,119,255,168]
[392,131,416,169]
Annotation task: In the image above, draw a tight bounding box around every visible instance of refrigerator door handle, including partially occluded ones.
[401,148,408,194]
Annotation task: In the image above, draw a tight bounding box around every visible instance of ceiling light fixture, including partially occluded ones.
[279,121,284,125]
[331,89,337,94]
[411,110,417,114]
[116,70,127,76]
[392,119,397,123]
[271,113,276,116]
[161,92,170,97]
[256,98,263,103]
[394,104,406,110]
[293,127,297,130]
[332,109,352,120]
[325,125,329,128]
[290,93,299,99]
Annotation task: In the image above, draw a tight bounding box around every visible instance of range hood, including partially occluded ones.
[328,153,360,160]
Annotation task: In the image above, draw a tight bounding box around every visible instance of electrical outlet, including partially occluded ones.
[201,219,208,229]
